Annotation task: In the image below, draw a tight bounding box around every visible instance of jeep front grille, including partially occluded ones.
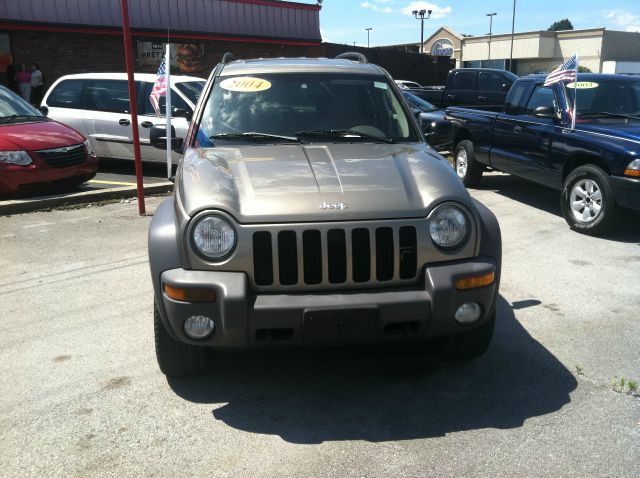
[36,144,86,168]
[252,226,418,288]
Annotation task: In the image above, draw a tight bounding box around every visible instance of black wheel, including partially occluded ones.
[438,310,495,360]
[154,300,207,378]
[560,164,617,236]
[454,140,484,187]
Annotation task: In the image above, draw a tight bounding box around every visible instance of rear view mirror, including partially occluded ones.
[501,83,511,92]
[172,107,192,121]
[150,124,183,151]
[39,105,49,117]
[533,105,557,119]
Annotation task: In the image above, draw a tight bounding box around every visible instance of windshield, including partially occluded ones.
[0,86,43,124]
[175,81,205,105]
[403,92,438,112]
[197,73,418,144]
[564,78,640,121]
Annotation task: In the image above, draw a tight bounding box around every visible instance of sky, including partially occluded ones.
[311,0,640,47]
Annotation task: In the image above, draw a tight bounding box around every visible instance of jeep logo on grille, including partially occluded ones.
[320,201,348,210]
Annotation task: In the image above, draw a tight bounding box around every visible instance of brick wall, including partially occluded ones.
[7,30,450,89]
[8,30,318,89]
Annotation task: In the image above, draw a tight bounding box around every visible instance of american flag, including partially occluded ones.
[149,56,167,117]
[544,54,578,86]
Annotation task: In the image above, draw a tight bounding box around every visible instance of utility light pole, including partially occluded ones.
[365,27,372,48]
[412,9,432,54]
[509,0,516,72]
[487,12,497,63]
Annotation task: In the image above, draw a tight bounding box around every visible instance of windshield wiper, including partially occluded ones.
[579,112,640,120]
[210,132,301,142]
[0,114,44,124]
[295,129,394,144]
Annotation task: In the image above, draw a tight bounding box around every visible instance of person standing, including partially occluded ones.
[3,64,20,94]
[16,63,31,102]
[30,64,44,106]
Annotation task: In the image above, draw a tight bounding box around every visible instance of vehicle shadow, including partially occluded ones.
[475,173,640,244]
[169,296,577,444]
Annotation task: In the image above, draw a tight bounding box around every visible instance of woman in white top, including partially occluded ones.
[30,64,44,106]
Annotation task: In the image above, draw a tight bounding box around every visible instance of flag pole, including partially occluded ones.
[571,53,579,131]
[119,0,146,215]
[165,42,172,180]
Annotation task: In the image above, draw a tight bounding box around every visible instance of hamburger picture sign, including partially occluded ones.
[138,42,204,74]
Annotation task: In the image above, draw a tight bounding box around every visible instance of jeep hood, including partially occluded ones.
[177,143,471,223]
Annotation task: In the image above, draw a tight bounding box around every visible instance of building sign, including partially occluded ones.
[431,38,454,57]
[0,34,12,75]
[137,42,204,74]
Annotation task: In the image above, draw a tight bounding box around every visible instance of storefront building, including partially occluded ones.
[460,27,640,75]
[419,26,640,75]
[0,0,321,88]
[422,27,463,68]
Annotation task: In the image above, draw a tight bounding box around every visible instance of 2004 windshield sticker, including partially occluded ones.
[220,77,271,92]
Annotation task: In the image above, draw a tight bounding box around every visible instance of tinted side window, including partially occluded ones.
[84,80,131,113]
[450,71,476,90]
[47,80,84,108]
[141,82,189,116]
[479,72,511,92]
[504,82,530,115]
[525,86,557,115]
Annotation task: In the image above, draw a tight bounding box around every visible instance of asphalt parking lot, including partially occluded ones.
[1,172,639,477]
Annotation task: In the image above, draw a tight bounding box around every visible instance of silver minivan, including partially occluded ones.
[41,73,205,163]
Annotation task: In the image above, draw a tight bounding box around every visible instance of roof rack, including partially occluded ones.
[335,52,369,63]
[221,52,236,64]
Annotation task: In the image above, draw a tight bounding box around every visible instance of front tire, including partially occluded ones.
[438,311,495,360]
[454,140,484,187]
[560,164,617,236]
[154,300,207,378]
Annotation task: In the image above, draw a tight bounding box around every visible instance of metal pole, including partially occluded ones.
[366,28,372,48]
[420,17,424,54]
[509,0,516,72]
[119,0,145,215]
[487,14,495,61]
[165,44,172,180]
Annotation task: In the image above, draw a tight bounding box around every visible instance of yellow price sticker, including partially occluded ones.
[219,77,272,92]
[566,81,599,89]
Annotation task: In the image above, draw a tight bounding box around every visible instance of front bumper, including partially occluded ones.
[611,175,640,211]
[156,257,498,348]
[0,156,99,195]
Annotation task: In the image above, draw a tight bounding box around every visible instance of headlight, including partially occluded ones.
[192,215,236,260]
[625,158,640,177]
[84,139,95,156]
[0,150,32,166]
[428,204,469,249]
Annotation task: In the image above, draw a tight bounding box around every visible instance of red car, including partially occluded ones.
[0,85,98,196]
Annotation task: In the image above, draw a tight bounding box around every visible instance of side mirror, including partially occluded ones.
[172,107,192,121]
[533,105,557,119]
[411,108,422,120]
[150,124,184,151]
[39,105,49,117]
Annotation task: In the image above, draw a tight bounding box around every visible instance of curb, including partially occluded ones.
[0,182,174,215]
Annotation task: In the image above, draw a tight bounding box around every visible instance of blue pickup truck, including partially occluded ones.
[447,73,640,235]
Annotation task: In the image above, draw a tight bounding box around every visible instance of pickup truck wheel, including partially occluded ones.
[437,310,495,360]
[154,300,207,378]
[561,165,617,236]
[454,140,484,187]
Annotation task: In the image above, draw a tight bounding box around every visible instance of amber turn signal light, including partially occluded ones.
[456,271,495,290]
[624,168,640,177]
[163,284,216,302]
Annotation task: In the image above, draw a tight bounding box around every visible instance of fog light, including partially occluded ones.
[455,302,482,325]
[184,315,215,339]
